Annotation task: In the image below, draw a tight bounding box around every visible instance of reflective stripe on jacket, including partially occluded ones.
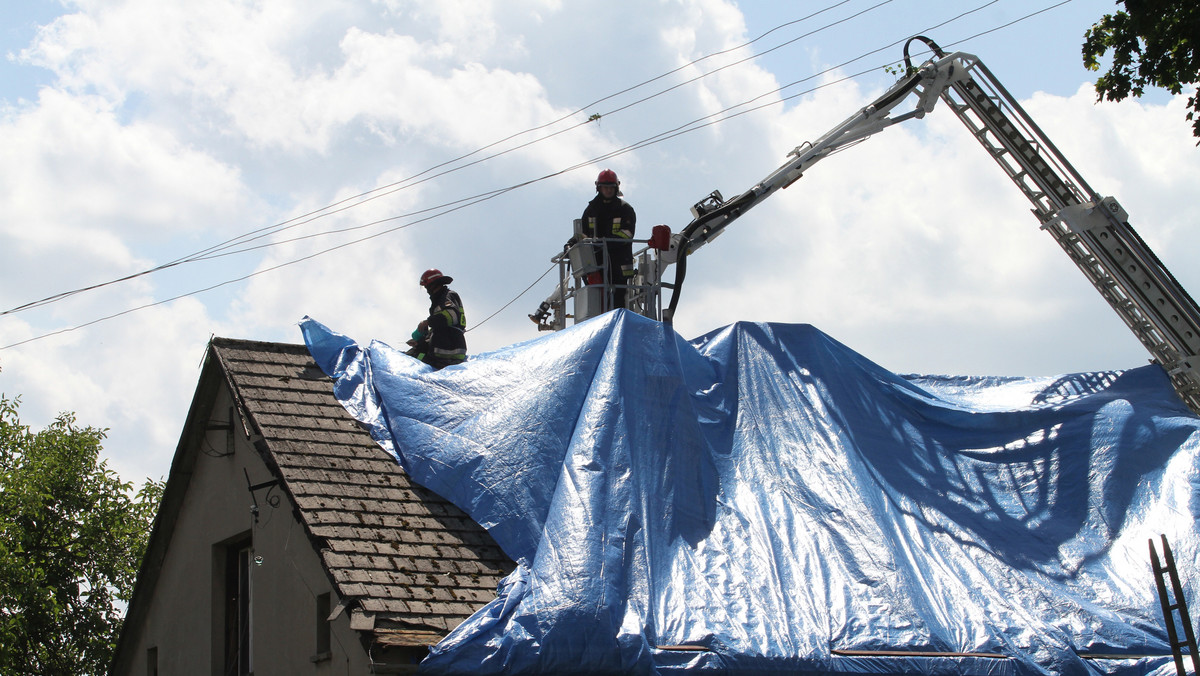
[426,287,467,361]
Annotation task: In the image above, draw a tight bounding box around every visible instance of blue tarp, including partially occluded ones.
[301,311,1200,675]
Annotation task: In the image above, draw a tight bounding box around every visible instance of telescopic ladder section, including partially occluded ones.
[1150,535,1200,676]
[930,51,1200,414]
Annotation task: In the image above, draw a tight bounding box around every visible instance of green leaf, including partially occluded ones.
[0,394,161,675]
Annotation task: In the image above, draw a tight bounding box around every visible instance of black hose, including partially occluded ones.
[903,35,945,72]
[663,234,690,325]
[871,68,923,113]
[666,191,758,323]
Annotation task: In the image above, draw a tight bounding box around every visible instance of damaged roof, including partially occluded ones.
[209,337,514,645]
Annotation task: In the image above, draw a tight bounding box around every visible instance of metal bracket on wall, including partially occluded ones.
[243,467,280,524]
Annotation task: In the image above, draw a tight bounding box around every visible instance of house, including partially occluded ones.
[115,319,1200,675]
[110,338,514,676]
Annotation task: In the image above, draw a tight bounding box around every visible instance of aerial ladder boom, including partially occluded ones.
[905,36,1200,414]
[535,37,1200,414]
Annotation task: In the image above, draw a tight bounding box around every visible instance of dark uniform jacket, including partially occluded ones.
[581,194,637,283]
[425,286,467,367]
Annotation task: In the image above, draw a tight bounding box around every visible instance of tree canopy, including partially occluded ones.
[0,394,162,675]
[1083,0,1200,141]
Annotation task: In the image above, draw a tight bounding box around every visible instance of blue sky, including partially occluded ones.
[742,1,1111,99]
[1,0,1197,483]
[1,1,58,96]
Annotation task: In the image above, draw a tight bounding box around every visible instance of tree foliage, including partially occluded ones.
[1083,0,1200,141]
[0,394,163,675]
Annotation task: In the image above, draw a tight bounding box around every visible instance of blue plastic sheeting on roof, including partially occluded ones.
[300,311,1200,676]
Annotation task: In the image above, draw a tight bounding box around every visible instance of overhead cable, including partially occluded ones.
[1,0,1075,349]
[1,0,861,318]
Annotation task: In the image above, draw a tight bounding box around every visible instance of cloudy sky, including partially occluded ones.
[2,0,1198,484]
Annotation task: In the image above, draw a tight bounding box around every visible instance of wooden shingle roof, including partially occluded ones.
[210,337,514,647]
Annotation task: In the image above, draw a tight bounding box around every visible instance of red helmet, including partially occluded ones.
[595,169,619,186]
[420,268,453,287]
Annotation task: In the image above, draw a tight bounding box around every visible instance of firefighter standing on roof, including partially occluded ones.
[580,169,636,310]
[410,269,467,369]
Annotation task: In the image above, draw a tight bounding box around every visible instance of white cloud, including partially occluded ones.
[331,27,592,159]
[2,89,246,226]
[20,0,604,161]
[0,295,217,481]
[3,0,1198,490]
[227,175,432,345]
[0,86,257,337]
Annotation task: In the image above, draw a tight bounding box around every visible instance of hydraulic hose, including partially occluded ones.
[665,190,757,324]
[903,35,945,72]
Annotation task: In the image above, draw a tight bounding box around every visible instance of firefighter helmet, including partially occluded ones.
[420,268,453,287]
[595,169,619,186]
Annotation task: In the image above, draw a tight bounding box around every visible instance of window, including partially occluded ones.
[223,540,253,676]
[314,592,331,661]
[146,647,158,676]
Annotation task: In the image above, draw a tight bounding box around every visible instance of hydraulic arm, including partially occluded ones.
[664,36,1200,413]
[536,37,1200,414]
[661,42,960,322]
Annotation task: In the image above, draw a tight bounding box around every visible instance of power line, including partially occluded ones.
[169,1,905,267]
[1,1,863,319]
[0,0,1077,349]
[454,0,1076,335]
[162,0,866,259]
[467,264,558,333]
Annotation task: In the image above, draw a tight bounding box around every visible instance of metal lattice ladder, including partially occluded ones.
[933,54,1200,414]
[1150,535,1200,675]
